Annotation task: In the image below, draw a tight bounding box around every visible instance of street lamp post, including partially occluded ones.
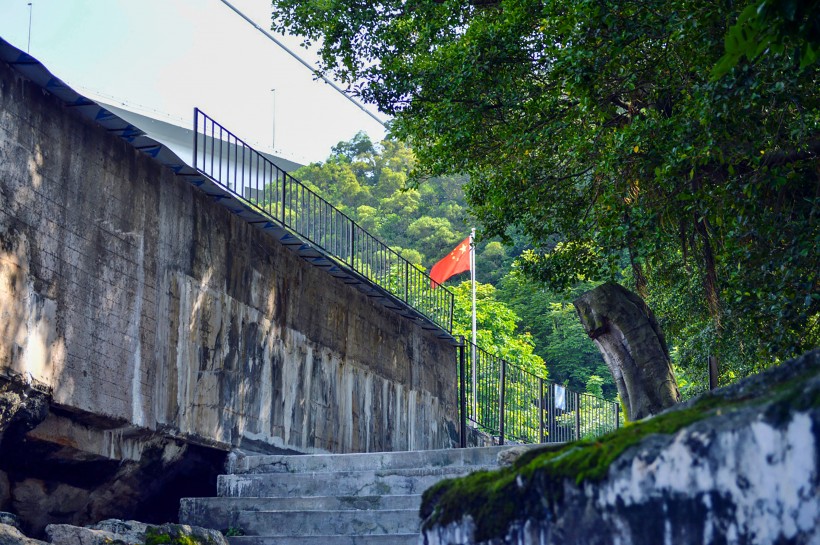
[271,88,276,153]
[27,3,33,53]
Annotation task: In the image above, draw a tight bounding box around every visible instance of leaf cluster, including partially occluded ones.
[273,0,820,381]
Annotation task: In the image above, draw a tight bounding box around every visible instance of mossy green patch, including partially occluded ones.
[144,528,172,545]
[421,364,819,542]
[144,527,214,545]
[221,527,245,538]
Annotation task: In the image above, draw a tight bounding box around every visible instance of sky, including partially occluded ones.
[0,0,389,164]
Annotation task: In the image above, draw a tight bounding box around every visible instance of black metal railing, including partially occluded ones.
[191,109,618,447]
[193,109,455,332]
[459,341,620,446]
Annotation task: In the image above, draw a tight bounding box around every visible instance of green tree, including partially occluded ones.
[451,281,545,375]
[272,0,819,384]
[450,280,549,441]
[713,0,820,77]
[498,273,615,398]
[295,135,515,283]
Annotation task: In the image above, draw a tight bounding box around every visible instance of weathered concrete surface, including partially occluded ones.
[228,444,514,475]
[0,48,457,535]
[0,49,457,456]
[420,350,820,545]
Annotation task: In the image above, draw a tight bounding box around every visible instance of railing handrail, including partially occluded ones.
[193,108,455,332]
[467,340,548,381]
[460,338,620,445]
[465,339,613,404]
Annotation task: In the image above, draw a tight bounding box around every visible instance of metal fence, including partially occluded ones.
[193,108,455,332]
[458,341,620,446]
[192,110,619,447]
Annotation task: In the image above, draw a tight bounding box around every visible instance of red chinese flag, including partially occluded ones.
[430,236,471,288]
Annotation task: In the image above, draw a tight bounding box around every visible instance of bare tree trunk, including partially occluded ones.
[573,282,680,421]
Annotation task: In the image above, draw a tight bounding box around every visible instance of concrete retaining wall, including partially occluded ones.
[0,57,458,455]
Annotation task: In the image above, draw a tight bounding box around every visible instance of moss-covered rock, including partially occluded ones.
[421,349,820,545]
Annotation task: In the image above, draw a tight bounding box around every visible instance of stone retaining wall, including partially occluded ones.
[0,55,458,456]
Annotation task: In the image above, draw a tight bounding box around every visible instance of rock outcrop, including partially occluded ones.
[46,520,227,545]
[0,513,46,545]
[0,515,226,545]
[420,350,819,545]
[0,381,226,536]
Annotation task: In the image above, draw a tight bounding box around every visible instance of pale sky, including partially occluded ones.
[0,0,388,164]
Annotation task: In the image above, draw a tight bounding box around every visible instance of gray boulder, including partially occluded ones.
[0,516,47,545]
[46,520,227,545]
[421,349,820,545]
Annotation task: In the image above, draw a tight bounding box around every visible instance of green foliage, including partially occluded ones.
[272,0,820,386]
[293,134,521,286]
[585,375,605,398]
[144,528,213,545]
[293,133,615,397]
[498,272,614,397]
[713,0,820,77]
[451,280,545,376]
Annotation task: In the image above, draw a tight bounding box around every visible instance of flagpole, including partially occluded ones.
[470,228,477,417]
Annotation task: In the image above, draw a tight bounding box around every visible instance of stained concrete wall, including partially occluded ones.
[0,57,458,455]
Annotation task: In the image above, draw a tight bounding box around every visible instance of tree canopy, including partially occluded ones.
[294,132,615,398]
[273,0,819,380]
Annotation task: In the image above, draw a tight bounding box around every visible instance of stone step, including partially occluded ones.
[217,466,490,498]
[180,446,526,543]
[233,509,418,536]
[227,534,419,545]
[180,495,422,529]
[231,445,515,475]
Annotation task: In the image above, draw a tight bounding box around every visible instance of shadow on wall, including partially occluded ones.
[0,114,230,539]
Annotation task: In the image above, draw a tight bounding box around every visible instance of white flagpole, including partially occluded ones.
[470,228,477,417]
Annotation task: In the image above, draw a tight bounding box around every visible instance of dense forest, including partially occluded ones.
[275,0,819,402]
[294,134,617,401]
[272,0,820,408]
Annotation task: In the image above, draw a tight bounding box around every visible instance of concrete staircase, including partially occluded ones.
[180,446,516,544]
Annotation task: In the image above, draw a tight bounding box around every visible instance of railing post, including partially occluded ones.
[498,359,506,446]
[708,355,719,390]
[193,108,199,171]
[615,402,620,430]
[574,392,581,441]
[349,222,355,267]
[459,337,467,449]
[404,261,409,303]
[281,172,288,225]
[539,378,545,444]
[549,383,556,442]
[448,291,454,333]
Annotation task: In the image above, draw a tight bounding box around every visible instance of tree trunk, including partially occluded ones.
[573,282,680,421]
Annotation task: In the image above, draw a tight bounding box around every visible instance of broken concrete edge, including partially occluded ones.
[0,371,52,435]
[0,370,52,397]
[0,516,229,545]
[419,349,820,542]
[0,371,234,466]
[0,365,250,456]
